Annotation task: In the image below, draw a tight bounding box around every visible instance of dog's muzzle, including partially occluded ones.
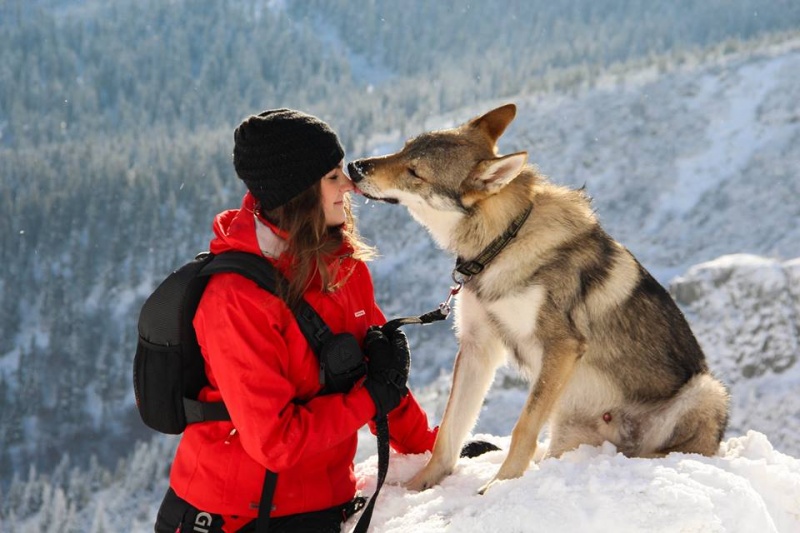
[347,160,399,204]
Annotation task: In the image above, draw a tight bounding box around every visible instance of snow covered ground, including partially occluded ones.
[7,431,798,533]
[347,431,800,533]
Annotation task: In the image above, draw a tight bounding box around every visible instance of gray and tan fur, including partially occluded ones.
[348,104,729,494]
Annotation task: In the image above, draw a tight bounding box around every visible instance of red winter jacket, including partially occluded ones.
[169,193,436,524]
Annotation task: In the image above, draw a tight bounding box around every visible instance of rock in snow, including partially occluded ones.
[671,254,800,457]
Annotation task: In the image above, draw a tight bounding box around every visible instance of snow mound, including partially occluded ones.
[348,431,800,533]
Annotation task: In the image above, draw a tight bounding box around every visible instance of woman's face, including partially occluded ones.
[320,161,354,227]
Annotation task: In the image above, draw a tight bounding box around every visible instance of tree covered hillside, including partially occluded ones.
[2,0,800,485]
[3,0,800,148]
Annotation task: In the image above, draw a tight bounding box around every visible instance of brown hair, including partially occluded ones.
[260,182,376,308]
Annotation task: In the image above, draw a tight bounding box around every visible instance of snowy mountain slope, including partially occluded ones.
[505,46,800,280]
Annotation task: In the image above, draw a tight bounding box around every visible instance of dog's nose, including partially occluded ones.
[347,160,368,183]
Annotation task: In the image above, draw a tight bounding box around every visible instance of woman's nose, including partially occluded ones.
[340,170,355,191]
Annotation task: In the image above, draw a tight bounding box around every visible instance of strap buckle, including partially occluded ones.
[455,259,484,277]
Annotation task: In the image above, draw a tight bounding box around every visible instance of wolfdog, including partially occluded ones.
[348,104,729,494]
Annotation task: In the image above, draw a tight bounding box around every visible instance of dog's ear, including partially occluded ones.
[470,152,528,193]
[468,103,517,144]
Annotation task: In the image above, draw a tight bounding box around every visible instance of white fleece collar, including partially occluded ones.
[254,213,288,259]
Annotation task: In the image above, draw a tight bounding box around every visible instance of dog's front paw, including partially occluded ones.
[478,463,526,495]
[404,464,450,492]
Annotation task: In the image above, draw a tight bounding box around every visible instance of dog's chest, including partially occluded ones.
[483,284,547,340]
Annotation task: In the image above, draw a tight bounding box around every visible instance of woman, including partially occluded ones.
[155,109,437,532]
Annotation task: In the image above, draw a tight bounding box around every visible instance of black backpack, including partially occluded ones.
[133,251,368,434]
[136,252,269,433]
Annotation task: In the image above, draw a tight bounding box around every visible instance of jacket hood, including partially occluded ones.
[208,191,355,268]
[209,192,274,256]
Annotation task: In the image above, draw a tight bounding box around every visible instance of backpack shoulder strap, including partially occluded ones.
[200,252,333,353]
[198,251,335,533]
[182,252,334,425]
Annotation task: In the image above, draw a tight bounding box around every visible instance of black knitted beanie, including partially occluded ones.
[233,109,344,210]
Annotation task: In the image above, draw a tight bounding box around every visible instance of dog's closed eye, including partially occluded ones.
[408,167,425,181]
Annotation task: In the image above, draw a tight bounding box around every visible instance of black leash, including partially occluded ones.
[352,416,390,533]
[381,281,464,334]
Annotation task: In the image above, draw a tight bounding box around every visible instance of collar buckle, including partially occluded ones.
[455,259,485,277]
[453,204,532,280]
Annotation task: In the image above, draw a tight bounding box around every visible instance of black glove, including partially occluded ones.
[363,326,410,419]
[319,333,366,394]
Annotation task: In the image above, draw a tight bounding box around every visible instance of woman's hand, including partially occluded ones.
[362,326,410,418]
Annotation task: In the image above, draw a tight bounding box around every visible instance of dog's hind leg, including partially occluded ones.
[547,416,607,458]
[405,302,506,492]
[479,336,584,494]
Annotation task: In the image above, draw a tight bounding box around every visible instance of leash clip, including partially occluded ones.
[439,280,465,317]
